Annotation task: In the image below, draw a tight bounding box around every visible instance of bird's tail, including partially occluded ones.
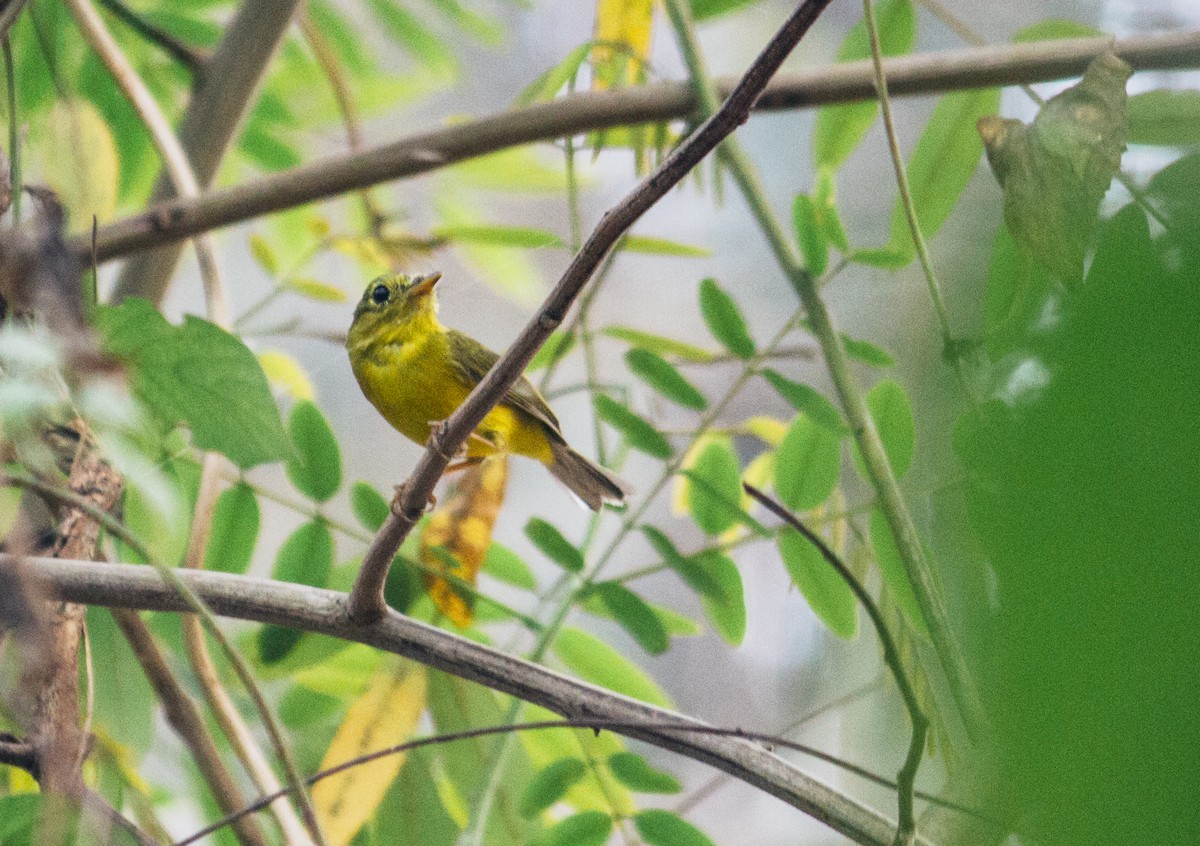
[547,441,632,511]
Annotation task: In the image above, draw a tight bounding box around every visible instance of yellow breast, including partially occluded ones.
[350,330,553,464]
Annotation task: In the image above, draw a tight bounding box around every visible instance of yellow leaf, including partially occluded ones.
[249,234,279,276]
[258,350,315,401]
[592,0,654,89]
[419,455,508,627]
[742,415,789,446]
[313,662,427,846]
[39,99,119,226]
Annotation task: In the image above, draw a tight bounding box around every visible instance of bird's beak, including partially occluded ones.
[409,271,442,298]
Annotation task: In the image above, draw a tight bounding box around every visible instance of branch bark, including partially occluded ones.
[21,556,916,846]
[72,30,1200,264]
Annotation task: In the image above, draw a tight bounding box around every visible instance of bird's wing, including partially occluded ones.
[447,329,564,440]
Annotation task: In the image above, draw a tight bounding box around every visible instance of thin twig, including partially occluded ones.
[96,0,209,78]
[347,0,838,624]
[21,554,907,846]
[176,717,987,846]
[74,30,1200,264]
[861,0,952,346]
[745,485,929,846]
[3,35,20,223]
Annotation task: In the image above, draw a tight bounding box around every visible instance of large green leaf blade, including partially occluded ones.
[778,528,857,638]
[553,627,672,708]
[594,394,673,459]
[698,278,754,360]
[774,414,841,511]
[259,520,335,663]
[590,582,669,655]
[205,482,260,574]
[96,300,289,469]
[286,400,342,503]
[625,348,707,410]
[635,810,717,846]
[525,518,585,573]
[686,437,743,535]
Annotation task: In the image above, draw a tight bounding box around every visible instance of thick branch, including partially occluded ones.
[21,556,908,846]
[346,0,834,622]
[75,30,1200,264]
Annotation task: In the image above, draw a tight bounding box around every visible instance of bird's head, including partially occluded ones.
[348,271,443,352]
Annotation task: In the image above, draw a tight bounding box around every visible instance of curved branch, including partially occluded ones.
[74,29,1200,264]
[20,555,911,846]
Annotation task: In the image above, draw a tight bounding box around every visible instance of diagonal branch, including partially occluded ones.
[345,0,836,623]
[72,30,1200,264]
[21,555,912,846]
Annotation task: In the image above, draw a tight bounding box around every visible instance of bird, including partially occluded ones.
[346,271,631,510]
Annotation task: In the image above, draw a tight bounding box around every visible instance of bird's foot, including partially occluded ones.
[445,457,484,475]
[391,481,437,516]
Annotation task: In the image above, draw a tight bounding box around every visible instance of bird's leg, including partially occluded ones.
[445,457,483,474]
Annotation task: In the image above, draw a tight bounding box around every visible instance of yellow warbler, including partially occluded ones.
[346,272,630,510]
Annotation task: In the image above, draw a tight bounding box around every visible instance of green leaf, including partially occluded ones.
[525,518,584,573]
[350,481,389,532]
[792,193,828,275]
[635,810,716,846]
[761,370,847,433]
[774,414,841,511]
[625,349,707,410]
[841,334,895,367]
[691,552,746,645]
[527,331,577,372]
[285,400,341,503]
[1127,90,1200,147]
[689,0,761,21]
[698,278,755,359]
[259,520,334,663]
[607,753,682,794]
[852,378,916,479]
[868,509,928,635]
[553,627,672,707]
[432,224,563,249]
[651,605,702,637]
[519,758,588,817]
[620,235,711,257]
[686,438,743,535]
[589,582,669,654]
[850,246,911,269]
[885,87,1002,262]
[777,528,857,638]
[1013,19,1103,42]
[594,394,673,459]
[530,811,612,846]
[813,0,917,171]
[96,299,289,469]
[603,326,714,362]
[482,543,537,590]
[205,482,260,574]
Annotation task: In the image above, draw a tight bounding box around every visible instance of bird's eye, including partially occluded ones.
[371,284,390,304]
